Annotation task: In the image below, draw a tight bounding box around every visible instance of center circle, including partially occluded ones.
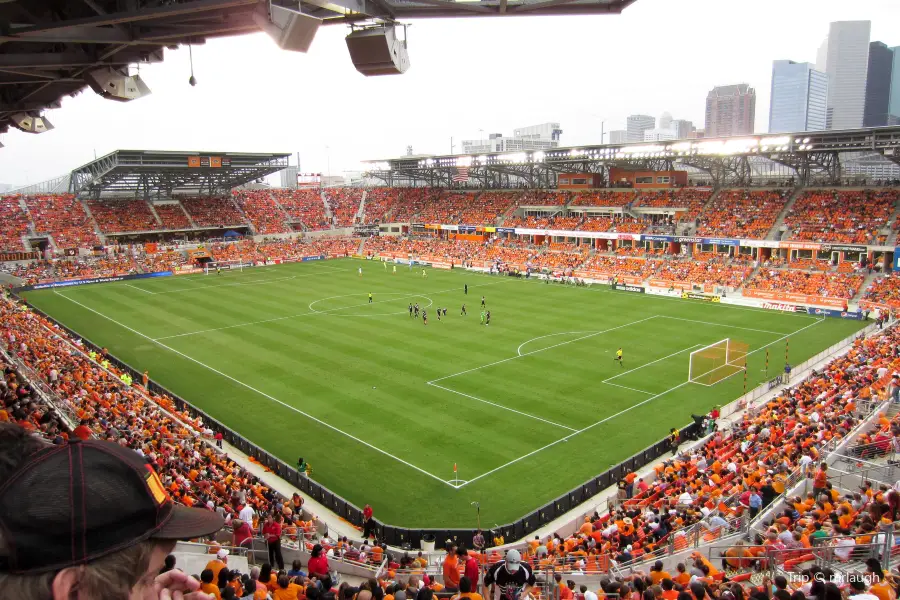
[308,292,434,317]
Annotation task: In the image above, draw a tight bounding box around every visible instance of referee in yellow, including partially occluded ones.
[615,347,624,367]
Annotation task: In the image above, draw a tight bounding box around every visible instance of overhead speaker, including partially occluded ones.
[11,112,53,134]
[253,2,320,52]
[346,26,410,76]
[85,68,151,102]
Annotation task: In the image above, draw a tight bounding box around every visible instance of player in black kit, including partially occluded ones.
[409,303,413,318]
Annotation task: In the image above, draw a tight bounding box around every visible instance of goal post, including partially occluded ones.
[204,260,244,274]
[689,338,749,386]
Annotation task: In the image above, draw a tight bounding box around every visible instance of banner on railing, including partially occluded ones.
[15,270,173,292]
[743,289,847,309]
[806,307,864,320]
[762,302,805,313]
[301,255,326,261]
[681,291,720,302]
[614,284,645,293]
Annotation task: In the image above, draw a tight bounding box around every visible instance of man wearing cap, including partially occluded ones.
[0,422,225,599]
[482,549,535,600]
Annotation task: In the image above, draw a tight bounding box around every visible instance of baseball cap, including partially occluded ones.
[504,549,521,572]
[217,549,230,560]
[0,438,225,574]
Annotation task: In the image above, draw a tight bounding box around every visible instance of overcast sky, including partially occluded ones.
[1,0,897,187]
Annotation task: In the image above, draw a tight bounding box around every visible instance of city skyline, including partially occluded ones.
[0,0,898,187]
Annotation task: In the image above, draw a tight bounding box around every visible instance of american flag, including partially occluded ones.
[452,167,469,182]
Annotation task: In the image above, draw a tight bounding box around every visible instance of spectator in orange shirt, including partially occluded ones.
[444,545,461,591]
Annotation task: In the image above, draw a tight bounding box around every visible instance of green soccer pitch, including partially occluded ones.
[21,258,867,528]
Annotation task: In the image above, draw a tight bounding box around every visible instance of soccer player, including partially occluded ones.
[422,269,427,278]
[422,310,428,325]
[409,303,413,318]
[216,266,221,275]
[480,310,486,325]
[414,303,419,318]
[461,304,467,316]
[437,307,442,321]
[481,295,486,308]
[464,284,468,295]
[368,292,373,304]
[486,310,491,326]
[358,267,363,277]
[383,260,387,270]
[442,308,447,318]
[393,265,397,274]
[615,347,623,367]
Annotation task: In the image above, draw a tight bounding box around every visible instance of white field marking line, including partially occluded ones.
[655,315,790,335]
[307,292,435,317]
[600,381,656,395]
[124,283,155,295]
[456,379,693,489]
[52,291,458,488]
[427,382,578,432]
[428,315,660,385]
[152,279,508,340]
[454,317,826,488]
[517,330,599,357]
[603,343,705,383]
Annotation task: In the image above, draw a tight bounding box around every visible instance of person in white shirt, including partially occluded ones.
[834,537,855,561]
[239,503,255,525]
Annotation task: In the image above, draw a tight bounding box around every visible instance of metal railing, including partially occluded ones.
[0,340,79,429]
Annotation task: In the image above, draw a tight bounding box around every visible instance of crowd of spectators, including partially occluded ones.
[518,191,569,206]
[654,256,753,288]
[154,202,193,230]
[570,191,635,207]
[862,273,900,310]
[233,191,292,234]
[634,188,713,222]
[182,197,249,228]
[503,215,581,230]
[785,189,899,244]
[579,255,662,278]
[416,192,515,226]
[324,188,364,227]
[273,189,330,231]
[389,188,442,222]
[88,199,162,233]
[745,269,865,300]
[697,190,789,239]
[24,194,99,249]
[0,195,33,252]
[361,188,402,224]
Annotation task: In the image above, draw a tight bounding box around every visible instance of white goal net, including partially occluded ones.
[688,338,748,386]
[204,260,245,274]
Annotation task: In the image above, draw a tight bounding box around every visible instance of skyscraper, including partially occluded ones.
[891,46,900,125]
[705,84,756,137]
[671,119,696,139]
[822,20,871,129]
[769,60,828,133]
[626,115,655,142]
[864,42,895,127]
[609,130,627,144]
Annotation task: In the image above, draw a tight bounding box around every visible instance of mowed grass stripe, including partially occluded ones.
[22,259,868,527]
[166,311,564,473]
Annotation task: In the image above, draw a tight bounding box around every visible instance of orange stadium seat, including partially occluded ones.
[697,189,789,239]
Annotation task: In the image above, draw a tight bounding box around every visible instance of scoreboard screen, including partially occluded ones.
[298,172,322,189]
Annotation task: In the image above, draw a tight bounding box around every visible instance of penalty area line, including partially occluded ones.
[456,379,693,488]
[51,291,459,489]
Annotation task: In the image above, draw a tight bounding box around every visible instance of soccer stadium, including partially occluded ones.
[2,1,900,600]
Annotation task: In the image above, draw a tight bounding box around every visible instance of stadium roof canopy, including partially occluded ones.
[0,0,635,136]
[69,149,289,199]
[366,125,900,188]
